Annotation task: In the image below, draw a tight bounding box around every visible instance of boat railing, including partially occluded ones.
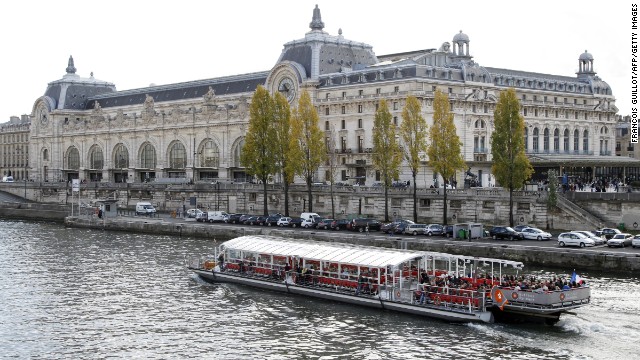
[491,286,591,309]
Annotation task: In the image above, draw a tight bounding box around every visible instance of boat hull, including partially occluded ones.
[191,268,494,324]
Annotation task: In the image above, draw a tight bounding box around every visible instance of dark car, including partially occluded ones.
[244,216,259,225]
[393,222,412,235]
[316,218,334,230]
[381,220,414,234]
[264,215,281,226]
[349,218,381,232]
[255,216,267,226]
[599,228,622,240]
[288,217,304,228]
[239,214,253,224]
[443,225,454,238]
[513,224,531,232]
[489,226,524,240]
[331,219,350,230]
[226,213,244,224]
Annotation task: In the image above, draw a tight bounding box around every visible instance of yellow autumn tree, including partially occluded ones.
[399,96,428,222]
[273,92,293,216]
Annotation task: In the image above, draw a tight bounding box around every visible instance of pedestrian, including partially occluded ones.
[218,252,225,271]
[365,224,369,236]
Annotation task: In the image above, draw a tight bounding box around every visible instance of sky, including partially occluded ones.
[0,1,631,121]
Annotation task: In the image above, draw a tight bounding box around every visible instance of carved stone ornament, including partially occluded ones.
[203,86,216,103]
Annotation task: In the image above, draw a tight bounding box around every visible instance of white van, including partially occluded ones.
[300,212,320,222]
[136,202,156,215]
[205,211,228,223]
[2,176,14,182]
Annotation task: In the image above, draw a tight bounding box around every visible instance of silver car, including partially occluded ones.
[572,230,605,246]
[519,227,552,241]
[607,233,633,248]
[557,232,595,248]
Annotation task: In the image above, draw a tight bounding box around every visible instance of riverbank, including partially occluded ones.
[64,215,640,273]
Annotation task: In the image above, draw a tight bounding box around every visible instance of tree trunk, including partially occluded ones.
[283,180,289,217]
[262,179,269,216]
[384,184,389,222]
[443,181,448,225]
[306,175,313,212]
[509,187,514,227]
[330,183,335,219]
[412,171,418,222]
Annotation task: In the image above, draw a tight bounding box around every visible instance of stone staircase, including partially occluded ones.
[556,195,606,228]
[0,190,29,203]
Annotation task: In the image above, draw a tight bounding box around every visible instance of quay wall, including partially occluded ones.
[64,216,640,273]
[0,201,69,222]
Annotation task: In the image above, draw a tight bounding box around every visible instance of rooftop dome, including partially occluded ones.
[453,30,469,42]
[579,50,593,61]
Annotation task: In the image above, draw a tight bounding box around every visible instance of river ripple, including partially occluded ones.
[0,220,637,359]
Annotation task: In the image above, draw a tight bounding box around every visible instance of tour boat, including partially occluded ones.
[187,235,591,324]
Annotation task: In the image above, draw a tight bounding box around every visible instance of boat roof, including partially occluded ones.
[221,236,524,269]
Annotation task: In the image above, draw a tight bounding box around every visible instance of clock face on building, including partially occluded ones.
[278,77,297,103]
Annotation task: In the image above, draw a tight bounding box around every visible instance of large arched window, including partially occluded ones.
[67,146,80,170]
[233,137,245,167]
[553,128,560,152]
[168,141,187,169]
[140,142,157,169]
[543,128,550,152]
[573,129,579,152]
[89,145,103,169]
[113,143,129,169]
[563,129,569,152]
[199,139,220,167]
[583,130,589,152]
[532,127,539,152]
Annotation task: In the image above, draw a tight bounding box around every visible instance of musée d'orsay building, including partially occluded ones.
[27,5,637,187]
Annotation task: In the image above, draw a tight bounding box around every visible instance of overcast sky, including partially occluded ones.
[0,0,630,121]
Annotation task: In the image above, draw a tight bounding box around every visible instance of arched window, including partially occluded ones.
[113,143,129,169]
[563,129,569,152]
[532,127,539,152]
[583,130,589,152]
[168,141,187,169]
[543,128,550,152]
[233,138,245,167]
[43,148,49,161]
[199,139,220,167]
[474,119,485,128]
[140,142,157,169]
[553,128,560,152]
[89,145,103,169]
[573,129,579,152]
[67,146,80,170]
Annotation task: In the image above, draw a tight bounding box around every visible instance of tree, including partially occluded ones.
[372,100,403,222]
[287,90,325,213]
[491,88,534,226]
[427,90,466,225]
[272,92,293,216]
[240,85,277,215]
[326,124,339,219]
[399,96,428,223]
[547,169,558,209]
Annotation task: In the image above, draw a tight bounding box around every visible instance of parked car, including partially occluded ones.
[187,208,203,218]
[489,226,523,240]
[316,218,334,230]
[301,218,316,228]
[557,232,595,248]
[443,225,454,238]
[572,230,605,245]
[513,224,531,232]
[225,213,244,224]
[239,214,254,224]
[424,224,444,236]
[330,219,350,230]
[607,233,634,247]
[381,220,414,234]
[277,217,292,227]
[264,215,281,226]
[404,224,426,236]
[349,218,381,232]
[599,228,622,240]
[243,216,259,225]
[632,235,640,248]
[288,217,304,228]
[519,227,552,241]
[255,216,267,226]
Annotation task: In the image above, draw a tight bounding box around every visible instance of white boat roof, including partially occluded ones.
[222,235,428,268]
[221,236,524,269]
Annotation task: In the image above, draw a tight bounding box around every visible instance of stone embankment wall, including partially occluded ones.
[0,201,69,221]
[64,216,640,273]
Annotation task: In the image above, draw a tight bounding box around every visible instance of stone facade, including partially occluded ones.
[27,6,627,189]
[0,115,30,181]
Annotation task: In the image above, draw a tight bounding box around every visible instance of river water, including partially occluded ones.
[0,219,638,360]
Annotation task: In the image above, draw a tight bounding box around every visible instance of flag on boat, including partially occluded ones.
[490,286,509,311]
[571,270,582,284]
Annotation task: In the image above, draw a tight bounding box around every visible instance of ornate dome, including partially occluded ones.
[453,30,469,42]
[579,50,593,61]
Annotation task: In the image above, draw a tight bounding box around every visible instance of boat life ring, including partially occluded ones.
[395,290,401,299]
[511,292,519,300]
[434,295,442,306]
[559,293,566,301]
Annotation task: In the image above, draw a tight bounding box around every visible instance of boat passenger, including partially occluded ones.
[218,253,225,272]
